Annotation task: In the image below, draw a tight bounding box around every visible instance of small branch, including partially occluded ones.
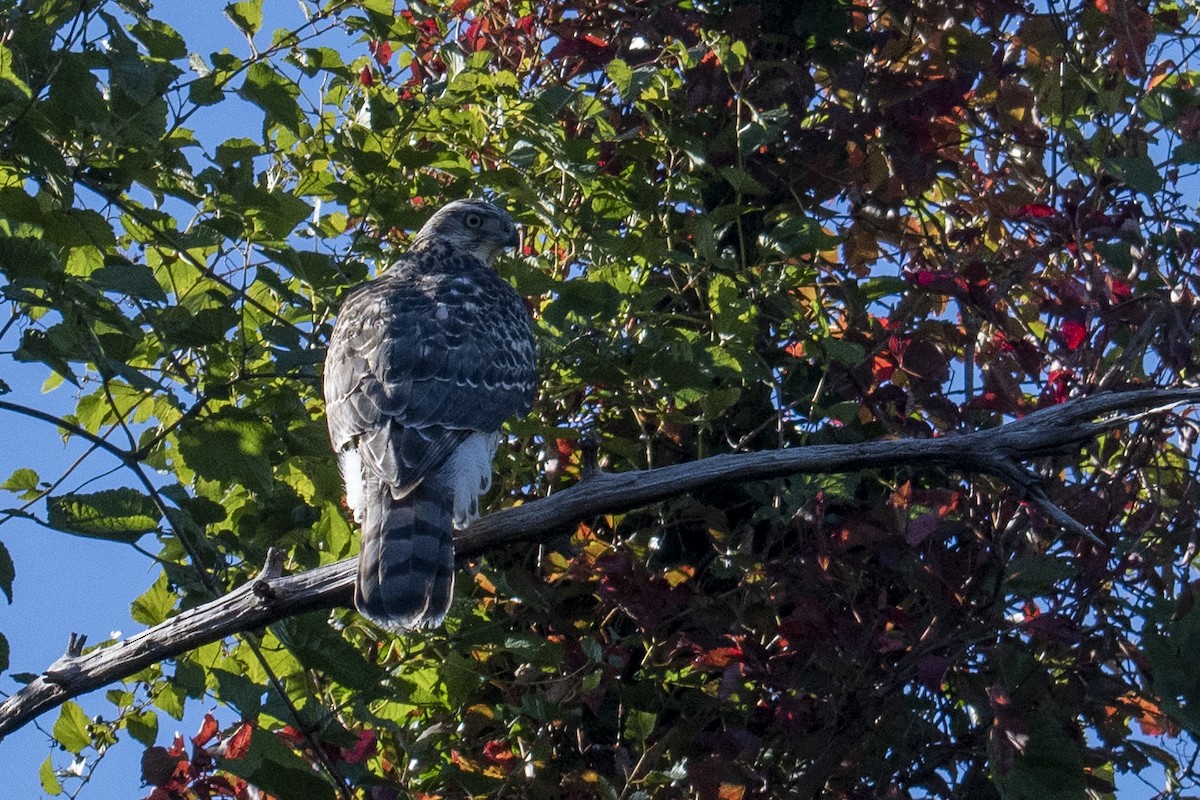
[0,400,134,465]
[0,387,1196,741]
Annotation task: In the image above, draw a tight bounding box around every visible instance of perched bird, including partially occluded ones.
[323,199,538,630]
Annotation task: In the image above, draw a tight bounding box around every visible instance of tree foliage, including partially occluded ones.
[0,0,1199,797]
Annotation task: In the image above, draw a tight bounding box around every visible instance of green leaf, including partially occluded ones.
[762,214,841,255]
[544,279,622,328]
[91,261,168,302]
[313,503,353,562]
[0,42,31,100]
[129,18,188,60]
[624,709,657,744]
[534,85,574,113]
[126,710,159,747]
[177,410,277,493]
[1005,555,1074,596]
[719,165,769,195]
[173,654,208,699]
[0,237,59,282]
[239,61,301,134]
[993,709,1087,799]
[131,572,176,626]
[13,328,78,386]
[272,613,391,697]
[0,540,13,603]
[1103,155,1164,195]
[154,680,187,720]
[821,338,865,366]
[2,467,40,502]
[52,701,91,754]
[46,488,162,543]
[250,188,312,240]
[503,634,565,669]
[39,755,62,796]
[1145,606,1200,735]
[607,58,632,95]
[220,725,337,800]
[212,668,266,718]
[225,0,264,36]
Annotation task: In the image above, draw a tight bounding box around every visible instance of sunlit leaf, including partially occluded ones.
[46,489,162,542]
[224,0,263,36]
[52,701,91,754]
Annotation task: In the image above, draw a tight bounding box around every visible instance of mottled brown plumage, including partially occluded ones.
[323,199,537,630]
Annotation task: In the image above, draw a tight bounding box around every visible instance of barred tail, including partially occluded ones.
[355,475,455,631]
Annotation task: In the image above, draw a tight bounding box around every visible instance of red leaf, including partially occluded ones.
[168,733,187,757]
[192,712,220,748]
[1061,320,1087,351]
[872,353,895,383]
[141,746,183,788]
[1111,278,1133,300]
[225,722,254,760]
[359,65,374,86]
[462,17,487,51]
[1044,368,1073,405]
[373,40,393,66]
[343,729,377,764]
[1014,203,1056,219]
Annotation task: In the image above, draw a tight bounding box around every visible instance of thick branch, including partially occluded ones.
[1,387,1196,741]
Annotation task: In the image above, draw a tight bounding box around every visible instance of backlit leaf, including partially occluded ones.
[52,701,91,754]
[47,489,162,543]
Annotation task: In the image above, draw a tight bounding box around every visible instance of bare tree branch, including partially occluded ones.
[1,387,1196,741]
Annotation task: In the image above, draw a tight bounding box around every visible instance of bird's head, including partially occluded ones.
[410,198,520,266]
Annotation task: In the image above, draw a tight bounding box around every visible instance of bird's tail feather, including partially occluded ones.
[355,475,454,631]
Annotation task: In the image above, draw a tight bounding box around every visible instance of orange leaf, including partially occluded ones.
[719,783,746,800]
[192,712,220,748]
[225,722,255,760]
[694,645,744,668]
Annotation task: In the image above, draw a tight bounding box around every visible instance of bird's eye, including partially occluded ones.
[465,213,483,228]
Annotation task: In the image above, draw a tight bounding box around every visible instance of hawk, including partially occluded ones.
[323,199,537,630]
